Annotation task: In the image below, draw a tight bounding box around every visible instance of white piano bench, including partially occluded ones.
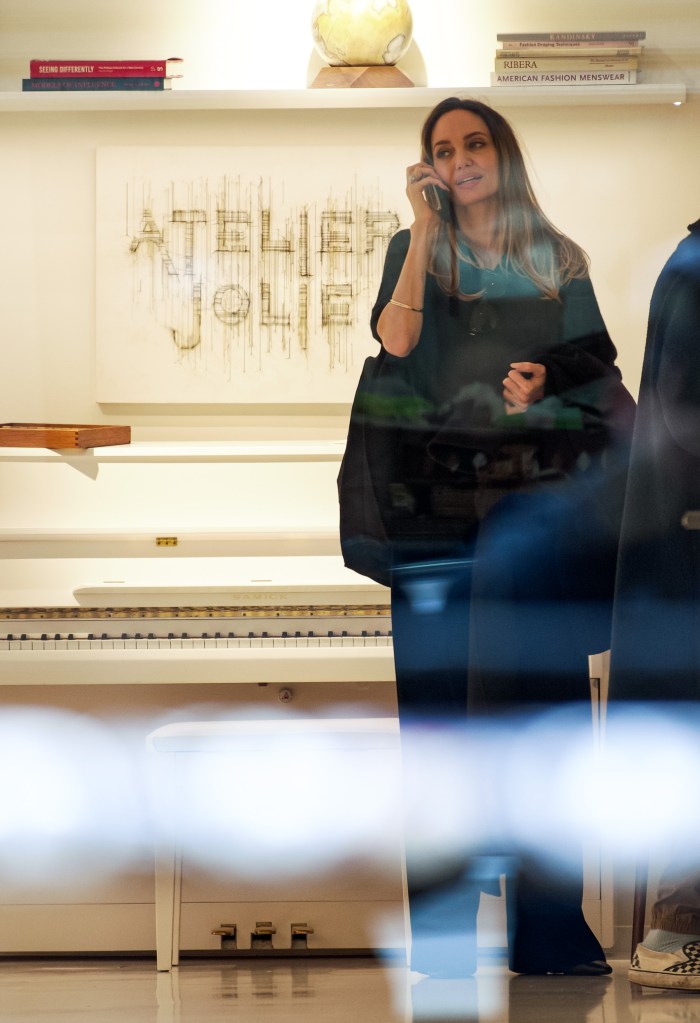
[146,716,401,971]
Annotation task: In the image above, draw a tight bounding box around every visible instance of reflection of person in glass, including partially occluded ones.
[609,220,700,992]
[366,97,634,979]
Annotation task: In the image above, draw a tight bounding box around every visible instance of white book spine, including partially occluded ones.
[490,69,637,86]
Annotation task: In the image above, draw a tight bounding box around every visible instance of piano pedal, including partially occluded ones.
[290,923,314,951]
[212,923,237,951]
[251,922,276,950]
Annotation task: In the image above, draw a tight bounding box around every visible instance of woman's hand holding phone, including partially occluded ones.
[423,183,452,221]
[405,162,451,224]
[379,161,451,357]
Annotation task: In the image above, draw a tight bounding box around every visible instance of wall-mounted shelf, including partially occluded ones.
[0,83,687,113]
[0,440,346,463]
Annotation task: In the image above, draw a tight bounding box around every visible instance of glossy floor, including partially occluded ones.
[2,957,700,1023]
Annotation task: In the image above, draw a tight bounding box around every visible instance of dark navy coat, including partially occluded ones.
[610,221,700,701]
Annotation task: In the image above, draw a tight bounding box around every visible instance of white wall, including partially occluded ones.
[1,0,700,434]
[1,0,695,954]
[2,0,699,91]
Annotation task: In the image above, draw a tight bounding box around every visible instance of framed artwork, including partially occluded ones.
[96,146,412,403]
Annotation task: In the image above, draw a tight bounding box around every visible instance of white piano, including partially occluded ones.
[0,439,404,957]
[0,438,612,959]
[0,439,393,687]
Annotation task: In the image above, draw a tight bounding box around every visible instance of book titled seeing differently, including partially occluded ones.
[22,58,183,92]
[492,31,645,87]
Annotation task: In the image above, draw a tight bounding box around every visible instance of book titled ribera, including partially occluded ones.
[23,76,172,91]
[491,69,637,86]
[494,55,638,71]
[29,58,183,77]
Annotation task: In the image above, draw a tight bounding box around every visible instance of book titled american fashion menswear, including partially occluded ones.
[494,55,638,71]
[29,58,183,78]
[491,69,637,86]
[22,76,172,91]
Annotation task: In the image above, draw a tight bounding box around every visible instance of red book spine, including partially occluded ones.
[29,59,182,78]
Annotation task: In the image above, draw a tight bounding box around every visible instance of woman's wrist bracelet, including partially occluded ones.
[389,297,423,314]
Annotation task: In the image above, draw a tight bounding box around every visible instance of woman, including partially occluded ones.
[360,97,634,977]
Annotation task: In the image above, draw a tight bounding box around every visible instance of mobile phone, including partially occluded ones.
[423,183,452,222]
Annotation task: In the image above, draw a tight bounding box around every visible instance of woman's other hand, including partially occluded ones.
[503,362,546,414]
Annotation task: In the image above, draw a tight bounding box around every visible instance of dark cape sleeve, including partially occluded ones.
[370,229,411,343]
[542,274,633,425]
[529,275,635,462]
[541,275,621,388]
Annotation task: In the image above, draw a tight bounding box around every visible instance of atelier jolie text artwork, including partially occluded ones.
[96,147,412,403]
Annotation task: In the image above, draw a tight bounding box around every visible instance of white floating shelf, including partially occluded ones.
[0,440,347,463]
[0,83,687,113]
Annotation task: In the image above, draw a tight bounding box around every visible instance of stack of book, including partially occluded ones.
[22,58,184,92]
[491,31,645,88]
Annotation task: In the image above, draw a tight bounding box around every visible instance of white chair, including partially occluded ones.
[147,716,402,971]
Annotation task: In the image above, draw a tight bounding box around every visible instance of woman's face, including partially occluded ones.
[429,108,500,212]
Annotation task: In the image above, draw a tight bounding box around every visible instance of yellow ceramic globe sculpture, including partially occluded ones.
[311,0,413,67]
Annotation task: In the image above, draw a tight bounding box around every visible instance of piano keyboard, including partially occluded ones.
[0,606,395,686]
[1,633,391,651]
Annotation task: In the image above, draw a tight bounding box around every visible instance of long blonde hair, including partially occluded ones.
[421,97,589,300]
